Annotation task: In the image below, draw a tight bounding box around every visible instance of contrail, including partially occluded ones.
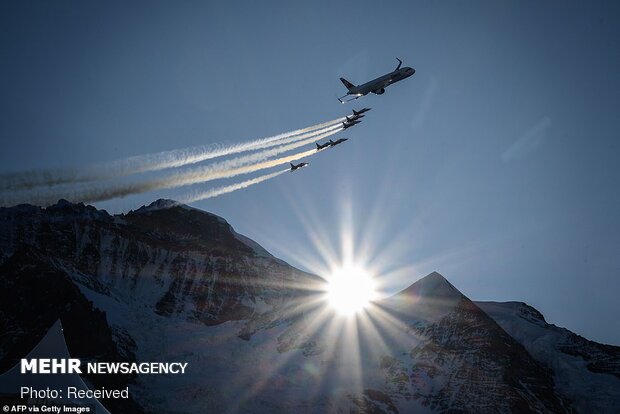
[1,127,337,206]
[0,118,344,192]
[179,169,289,203]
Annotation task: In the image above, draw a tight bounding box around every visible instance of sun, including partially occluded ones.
[326,264,377,315]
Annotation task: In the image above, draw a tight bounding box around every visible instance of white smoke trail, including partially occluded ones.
[152,126,340,187]
[179,169,289,203]
[0,117,344,192]
[94,122,342,177]
[256,123,341,151]
[1,127,338,206]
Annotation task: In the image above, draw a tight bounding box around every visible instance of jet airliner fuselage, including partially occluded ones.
[338,58,415,103]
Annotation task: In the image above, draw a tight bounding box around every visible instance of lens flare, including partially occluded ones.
[326,264,377,315]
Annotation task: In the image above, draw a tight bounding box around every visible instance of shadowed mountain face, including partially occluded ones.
[0,200,618,413]
[476,301,620,412]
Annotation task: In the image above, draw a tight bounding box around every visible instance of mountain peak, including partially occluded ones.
[398,271,463,300]
[132,198,189,213]
[56,199,74,207]
[380,271,466,322]
[44,198,109,220]
[421,270,448,283]
[147,198,180,209]
[130,199,230,222]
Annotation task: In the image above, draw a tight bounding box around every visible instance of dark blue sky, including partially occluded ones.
[1,1,619,344]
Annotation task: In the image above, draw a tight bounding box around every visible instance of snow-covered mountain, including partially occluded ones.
[0,200,618,413]
[476,301,620,412]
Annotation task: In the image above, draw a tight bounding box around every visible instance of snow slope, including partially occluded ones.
[1,200,617,413]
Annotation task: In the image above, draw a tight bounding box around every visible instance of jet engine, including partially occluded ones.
[373,88,385,95]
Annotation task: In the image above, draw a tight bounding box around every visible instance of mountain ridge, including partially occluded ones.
[0,199,618,413]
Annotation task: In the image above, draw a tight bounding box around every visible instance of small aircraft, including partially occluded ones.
[352,108,371,116]
[342,119,361,129]
[290,162,308,172]
[338,58,415,103]
[316,142,331,151]
[328,138,348,147]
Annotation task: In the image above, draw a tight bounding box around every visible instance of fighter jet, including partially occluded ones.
[352,108,371,116]
[290,162,308,171]
[316,142,331,151]
[328,138,348,147]
[346,114,364,122]
[338,58,415,103]
[342,119,361,129]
